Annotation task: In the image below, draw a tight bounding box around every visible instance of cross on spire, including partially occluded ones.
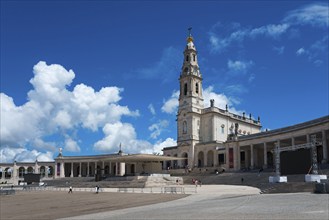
[187,27,194,42]
[188,27,192,36]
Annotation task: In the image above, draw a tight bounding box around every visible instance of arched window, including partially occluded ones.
[183,121,187,134]
[186,55,189,61]
[193,54,196,61]
[195,83,199,93]
[184,67,188,73]
[184,83,187,96]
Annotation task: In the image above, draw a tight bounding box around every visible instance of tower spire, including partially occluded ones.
[187,27,193,42]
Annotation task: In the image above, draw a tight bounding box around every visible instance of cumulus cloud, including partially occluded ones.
[141,138,177,154]
[1,61,139,162]
[94,122,153,153]
[148,120,169,139]
[64,138,80,152]
[161,90,179,114]
[0,147,54,163]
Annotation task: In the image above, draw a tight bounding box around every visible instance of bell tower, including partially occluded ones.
[177,28,204,167]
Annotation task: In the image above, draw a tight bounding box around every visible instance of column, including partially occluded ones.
[95,162,97,176]
[245,149,249,169]
[109,162,112,175]
[70,162,73,177]
[79,162,82,177]
[291,137,295,146]
[60,162,65,178]
[250,144,254,169]
[322,130,328,163]
[213,151,217,167]
[45,166,49,178]
[102,161,105,175]
[306,134,310,143]
[263,142,267,169]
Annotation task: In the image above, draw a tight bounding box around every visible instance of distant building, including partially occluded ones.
[162,32,329,173]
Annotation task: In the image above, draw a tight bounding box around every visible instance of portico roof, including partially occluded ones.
[105,154,186,163]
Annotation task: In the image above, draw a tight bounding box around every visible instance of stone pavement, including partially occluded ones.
[59,185,329,220]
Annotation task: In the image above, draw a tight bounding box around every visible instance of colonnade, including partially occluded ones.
[239,130,328,170]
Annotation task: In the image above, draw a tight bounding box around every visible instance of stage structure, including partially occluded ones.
[269,135,327,183]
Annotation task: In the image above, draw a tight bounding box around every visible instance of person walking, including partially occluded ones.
[68,186,73,194]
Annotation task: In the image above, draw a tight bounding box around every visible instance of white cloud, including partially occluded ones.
[33,138,57,152]
[0,147,54,163]
[64,138,80,152]
[1,61,139,162]
[273,46,285,55]
[296,47,307,56]
[209,3,328,53]
[203,86,243,115]
[94,122,153,153]
[161,90,179,114]
[227,60,254,75]
[148,120,169,139]
[249,24,290,38]
[209,23,289,53]
[148,103,156,115]
[141,138,177,155]
[283,3,329,27]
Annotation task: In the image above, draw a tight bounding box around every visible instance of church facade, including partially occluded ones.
[162,33,329,173]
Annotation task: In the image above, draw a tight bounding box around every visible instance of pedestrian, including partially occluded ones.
[95,185,99,194]
[241,178,244,184]
[68,186,73,193]
[198,180,202,187]
[195,179,198,187]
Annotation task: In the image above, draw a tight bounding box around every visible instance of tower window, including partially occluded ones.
[183,121,187,134]
[184,67,188,73]
[195,83,199,94]
[186,55,189,61]
[193,54,196,61]
[184,83,187,96]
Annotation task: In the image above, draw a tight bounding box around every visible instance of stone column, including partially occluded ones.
[250,144,254,169]
[0,167,3,179]
[102,161,105,175]
[45,166,49,178]
[306,134,310,144]
[245,149,249,169]
[213,151,217,167]
[95,162,97,176]
[70,162,73,177]
[291,137,295,146]
[87,162,89,176]
[60,162,65,178]
[79,162,82,177]
[322,130,328,163]
[263,142,267,169]
[34,161,39,174]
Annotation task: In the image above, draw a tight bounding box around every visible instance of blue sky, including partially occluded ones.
[1,1,328,162]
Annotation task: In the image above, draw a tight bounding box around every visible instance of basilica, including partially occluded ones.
[0,32,328,185]
[162,32,329,174]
